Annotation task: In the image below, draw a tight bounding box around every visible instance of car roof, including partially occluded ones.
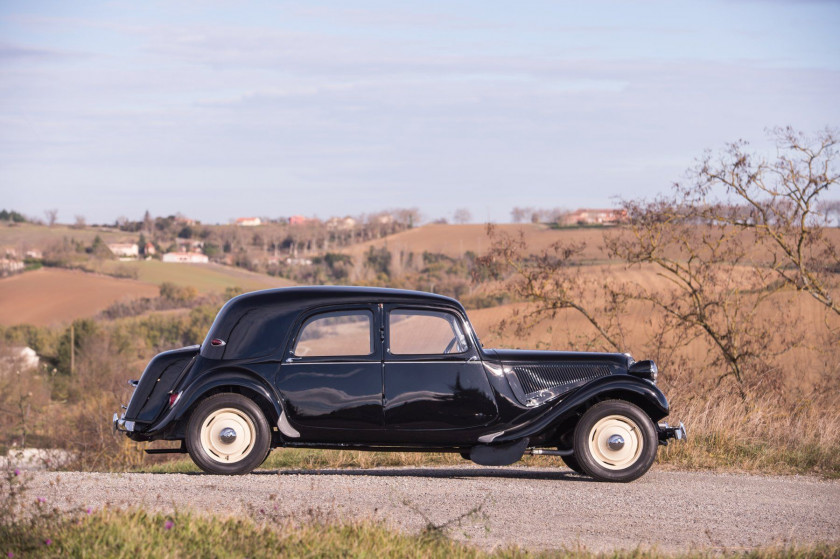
[200,286,467,360]
[228,285,463,311]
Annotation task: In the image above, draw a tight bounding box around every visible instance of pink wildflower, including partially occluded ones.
[36,497,45,504]
[86,507,92,514]
[164,520,174,530]
[44,539,52,546]
[13,469,19,476]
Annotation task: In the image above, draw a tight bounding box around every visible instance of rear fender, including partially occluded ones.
[145,369,284,439]
[494,375,669,444]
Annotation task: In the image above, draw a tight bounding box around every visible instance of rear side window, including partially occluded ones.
[389,309,468,355]
[293,310,373,357]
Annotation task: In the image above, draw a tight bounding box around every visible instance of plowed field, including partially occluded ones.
[0,268,159,326]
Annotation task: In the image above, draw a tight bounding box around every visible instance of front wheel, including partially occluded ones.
[573,400,658,483]
[185,393,271,475]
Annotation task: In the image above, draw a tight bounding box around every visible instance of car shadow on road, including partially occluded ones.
[251,467,594,482]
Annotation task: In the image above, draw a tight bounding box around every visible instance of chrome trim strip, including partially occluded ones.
[284,360,379,365]
[478,430,503,443]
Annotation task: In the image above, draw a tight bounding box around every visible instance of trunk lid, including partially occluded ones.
[124,345,199,429]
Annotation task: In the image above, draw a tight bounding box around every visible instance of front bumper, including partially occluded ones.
[657,421,686,445]
[113,412,135,433]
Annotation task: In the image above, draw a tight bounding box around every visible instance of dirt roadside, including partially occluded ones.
[24,467,840,553]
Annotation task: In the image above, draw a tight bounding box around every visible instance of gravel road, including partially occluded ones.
[25,467,840,553]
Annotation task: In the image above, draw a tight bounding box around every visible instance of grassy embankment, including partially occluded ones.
[2,507,837,558]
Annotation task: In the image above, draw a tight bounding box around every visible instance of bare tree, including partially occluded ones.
[817,199,840,227]
[677,127,839,315]
[510,207,530,223]
[72,215,87,230]
[44,209,58,227]
[143,210,154,234]
[393,207,421,229]
[474,225,625,352]
[605,199,786,396]
[453,208,472,224]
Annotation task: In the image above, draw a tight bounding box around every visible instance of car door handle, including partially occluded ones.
[467,356,478,363]
[285,356,302,363]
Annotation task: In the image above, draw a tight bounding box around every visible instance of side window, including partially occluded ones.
[293,310,373,357]
[389,309,468,355]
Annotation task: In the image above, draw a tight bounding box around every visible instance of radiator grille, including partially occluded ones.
[512,364,611,395]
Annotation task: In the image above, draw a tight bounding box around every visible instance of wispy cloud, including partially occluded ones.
[1,1,838,223]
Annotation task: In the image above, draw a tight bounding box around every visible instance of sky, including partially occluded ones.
[1,1,839,225]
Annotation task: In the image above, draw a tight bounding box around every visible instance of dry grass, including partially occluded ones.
[340,223,617,262]
[657,385,840,477]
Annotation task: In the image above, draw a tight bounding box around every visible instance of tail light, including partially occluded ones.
[168,392,183,408]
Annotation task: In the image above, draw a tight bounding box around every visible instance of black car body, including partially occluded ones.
[114,286,684,481]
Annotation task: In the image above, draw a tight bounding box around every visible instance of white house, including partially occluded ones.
[327,217,357,230]
[561,209,628,226]
[0,258,24,276]
[176,239,204,253]
[0,346,39,371]
[236,217,262,227]
[162,252,209,263]
[107,243,140,258]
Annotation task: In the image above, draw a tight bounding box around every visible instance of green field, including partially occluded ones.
[0,223,132,248]
[100,260,295,293]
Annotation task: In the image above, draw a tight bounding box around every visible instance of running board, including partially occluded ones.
[145,442,187,455]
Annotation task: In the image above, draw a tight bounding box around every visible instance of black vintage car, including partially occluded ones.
[114,286,684,482]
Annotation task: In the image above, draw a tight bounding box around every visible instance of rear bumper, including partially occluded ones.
[113,412,135,433]
[657,421,686,445]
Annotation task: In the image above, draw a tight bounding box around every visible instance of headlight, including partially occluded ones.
[628,360,658,382]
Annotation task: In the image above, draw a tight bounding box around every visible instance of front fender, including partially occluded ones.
[493,375,670,444]
[144,369,284,437]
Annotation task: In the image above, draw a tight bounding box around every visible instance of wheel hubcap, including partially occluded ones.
[588,415,643,470]
[608,434,625,450]
[199,408,255,464]
[219,427,237,444]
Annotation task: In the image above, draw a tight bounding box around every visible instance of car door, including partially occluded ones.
[275,305,384,439]
[382,305,498,440]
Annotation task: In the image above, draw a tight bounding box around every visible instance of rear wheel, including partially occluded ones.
[186,393,271,475]
[573,400,657,482]
[561,453,585,474]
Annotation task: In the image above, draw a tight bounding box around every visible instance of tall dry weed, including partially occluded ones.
[659,382,840,476]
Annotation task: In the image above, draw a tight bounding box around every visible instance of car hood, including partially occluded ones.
[485,349,633,370]
[484,349,632,405]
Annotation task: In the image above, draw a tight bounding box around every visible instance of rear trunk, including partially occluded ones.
[123,345,199,431]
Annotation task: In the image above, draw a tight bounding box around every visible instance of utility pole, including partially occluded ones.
[70,323,75,375]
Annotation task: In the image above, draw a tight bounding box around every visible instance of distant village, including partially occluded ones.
[0,207,626,277]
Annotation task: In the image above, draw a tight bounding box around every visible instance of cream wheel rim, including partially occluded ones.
[199,408,256,464]
[587,415,643,470]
